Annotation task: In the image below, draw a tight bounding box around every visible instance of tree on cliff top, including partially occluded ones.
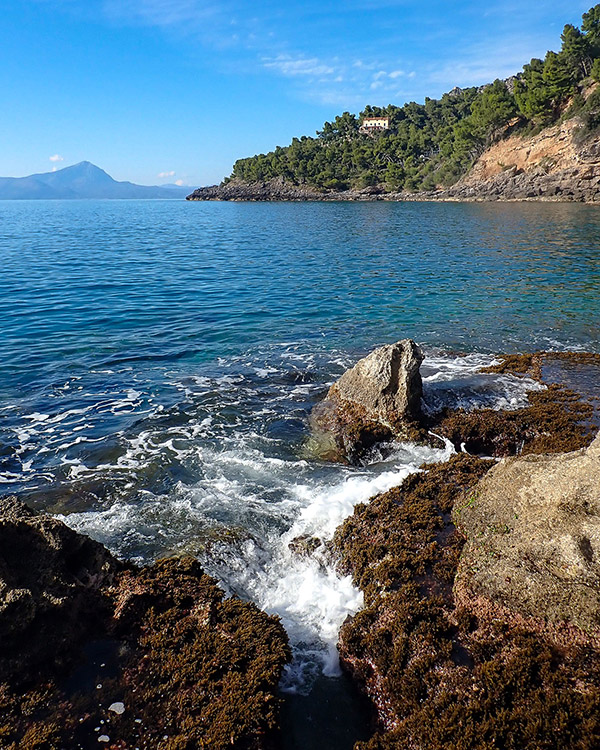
[230,4,600,193]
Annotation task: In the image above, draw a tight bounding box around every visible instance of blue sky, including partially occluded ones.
[0,0,594,186]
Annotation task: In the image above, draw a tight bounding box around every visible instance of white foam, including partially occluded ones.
[21,346,549,695]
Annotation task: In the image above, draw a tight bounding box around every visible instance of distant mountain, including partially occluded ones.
[0,162,191,199]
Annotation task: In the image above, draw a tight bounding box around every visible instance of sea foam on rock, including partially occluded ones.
[308,339,424,463]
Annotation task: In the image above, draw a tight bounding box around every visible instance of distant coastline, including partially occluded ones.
[187,117,600,204]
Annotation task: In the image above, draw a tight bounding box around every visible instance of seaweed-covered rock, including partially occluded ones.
[0,495,119,680]
[309,340,424,462]
[334,450,600,749]
[435,351,598,457]
[454,433,600,633]
[0,499,290,750]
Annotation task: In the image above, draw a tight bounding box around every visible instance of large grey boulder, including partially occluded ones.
[308,339,424,463]
[454,432,600,634]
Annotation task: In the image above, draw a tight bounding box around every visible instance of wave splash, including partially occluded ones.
[2,345,532,692]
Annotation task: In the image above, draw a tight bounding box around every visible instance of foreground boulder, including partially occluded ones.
[0,497,290,750]
[0,496,119,681]
[309,339,424,462]
[454,433,600,634]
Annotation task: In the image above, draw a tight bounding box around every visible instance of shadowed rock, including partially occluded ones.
[0,497,290,750]
[308,339,424,463]
[0,495,119,679]
[454,433,600,633]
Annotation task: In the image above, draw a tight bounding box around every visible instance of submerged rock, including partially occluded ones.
[454,433,600,633]
[0,498,290,750]
[288,534,322,557]
[435,351,597,457]
[308,339,424,463]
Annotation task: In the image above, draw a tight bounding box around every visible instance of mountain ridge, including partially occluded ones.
[0,161,190,200]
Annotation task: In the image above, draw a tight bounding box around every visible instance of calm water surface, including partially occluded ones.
[1,199,599,748]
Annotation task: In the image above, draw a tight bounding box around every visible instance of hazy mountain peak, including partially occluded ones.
[0,162,190,200]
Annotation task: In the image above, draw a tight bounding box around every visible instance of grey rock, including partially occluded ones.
[454,433,600,634]
[308,339,424,463]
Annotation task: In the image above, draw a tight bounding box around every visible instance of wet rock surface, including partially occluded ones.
[435,352,598,457]
[308,340,424,463]
[0,498,290,750]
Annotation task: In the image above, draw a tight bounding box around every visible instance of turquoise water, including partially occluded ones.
[2,201,599,388]
[1,199,599,747]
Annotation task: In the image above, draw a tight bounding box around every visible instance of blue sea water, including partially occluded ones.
[1,198,599,747]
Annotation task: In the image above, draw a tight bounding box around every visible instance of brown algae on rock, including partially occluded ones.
[334,450,600,750]
[0,499,290,750]
[329,348,600,749]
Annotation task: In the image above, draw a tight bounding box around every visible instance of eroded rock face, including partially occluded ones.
[309,339,424,462]
[0,498,290,750]
[454,433,600,633]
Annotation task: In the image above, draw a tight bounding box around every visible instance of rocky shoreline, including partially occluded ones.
[186,171,600,204]
[1,346,599,749]
[325,345,600,749]
[186,176,600,204]
[187,117,600,204]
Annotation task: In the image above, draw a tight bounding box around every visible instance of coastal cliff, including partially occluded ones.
[188,5,600,205]
[188,115,600,203]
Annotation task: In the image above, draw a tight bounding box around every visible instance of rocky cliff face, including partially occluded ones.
[188,115,600,203]
[423,116,600,203]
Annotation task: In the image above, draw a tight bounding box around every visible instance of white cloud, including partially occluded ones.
[49,154,64,162]
[262,54,335,78]
[158,170,176,178]
[174,178,185,186]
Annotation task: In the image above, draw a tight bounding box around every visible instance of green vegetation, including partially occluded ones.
[229,5,600,193]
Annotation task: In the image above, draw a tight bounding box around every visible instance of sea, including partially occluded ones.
[1,199,599,747]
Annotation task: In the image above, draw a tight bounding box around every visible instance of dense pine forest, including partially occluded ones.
[228,5,600,192]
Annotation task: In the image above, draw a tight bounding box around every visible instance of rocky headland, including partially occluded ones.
[187,116,600,204]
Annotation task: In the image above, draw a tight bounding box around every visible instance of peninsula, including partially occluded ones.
[188,5,600,204]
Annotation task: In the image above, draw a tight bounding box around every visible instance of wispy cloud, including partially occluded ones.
[40,0,587,110]
[174,178,185,185]
[262,55,335,78]
[49,154,64,162]
[157,170,176,178]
